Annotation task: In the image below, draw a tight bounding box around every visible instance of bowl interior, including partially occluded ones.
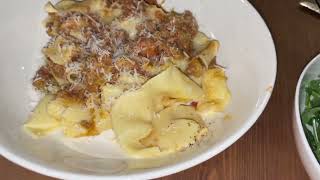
[0,0,276,179]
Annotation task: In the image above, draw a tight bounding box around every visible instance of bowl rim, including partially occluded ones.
[294,53,320,172]
[0,0,277,179]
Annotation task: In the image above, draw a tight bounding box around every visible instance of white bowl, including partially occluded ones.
[294,54,320,180]
[0,0,277,179]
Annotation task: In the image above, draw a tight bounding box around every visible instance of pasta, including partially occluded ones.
[25,0,231,158]
[24,95,60,136]
[110,66,206,157]
[198,68,231,113]
[42,36,78,65]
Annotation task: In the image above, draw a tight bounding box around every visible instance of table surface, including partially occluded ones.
[2,0,320,179]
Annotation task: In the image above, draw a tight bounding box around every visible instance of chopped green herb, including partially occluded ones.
[302,79,320,161]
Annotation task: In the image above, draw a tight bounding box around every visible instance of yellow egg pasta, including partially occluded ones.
[192,32,210,53]
[110,66,207,158]
[42,36,78,66]
[197,40,220,68]
[92,108,112,133]
[198,68,231,113]
[24,95,61,136]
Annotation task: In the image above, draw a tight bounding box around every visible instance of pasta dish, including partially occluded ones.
[24,0,231,158]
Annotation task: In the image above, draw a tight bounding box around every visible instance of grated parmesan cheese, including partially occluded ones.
[34,0,204,112]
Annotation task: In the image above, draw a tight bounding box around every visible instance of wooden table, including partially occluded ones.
[1,0,320,179]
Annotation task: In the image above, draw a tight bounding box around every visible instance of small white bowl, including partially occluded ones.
[0,0,277,179]
[294,54,320,180]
